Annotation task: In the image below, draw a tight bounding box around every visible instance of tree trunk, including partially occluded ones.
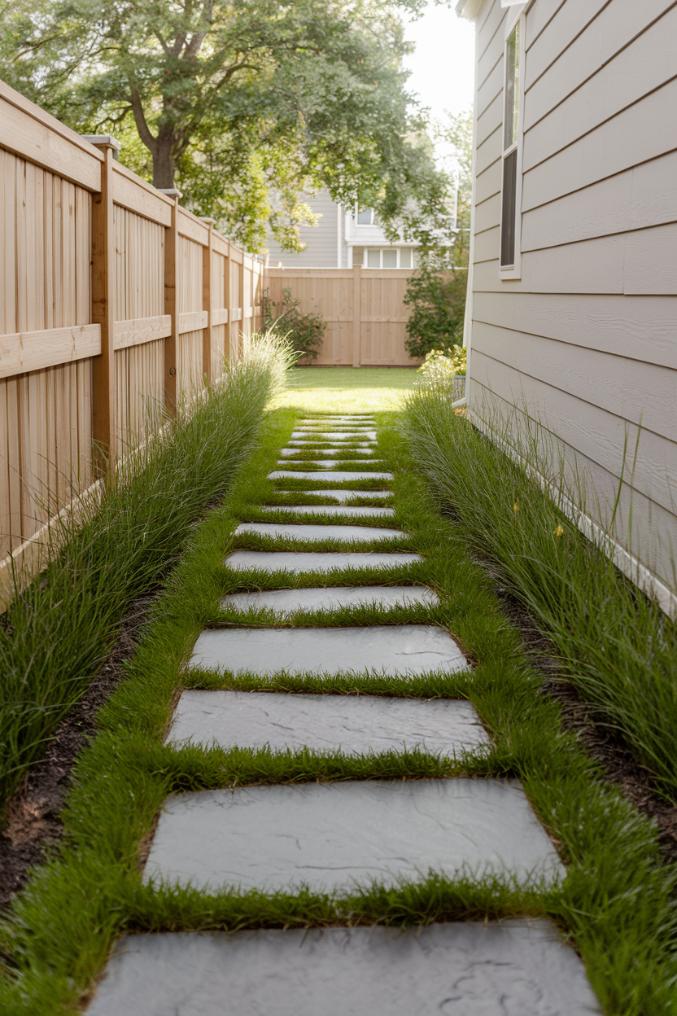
[152,138,176,189]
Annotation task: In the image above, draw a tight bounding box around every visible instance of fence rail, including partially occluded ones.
[266,267,419,367]
[0,80,263,607]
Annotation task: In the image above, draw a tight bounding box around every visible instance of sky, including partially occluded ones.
[402,2,475,165]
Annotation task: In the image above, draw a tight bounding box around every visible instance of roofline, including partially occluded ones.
[456,0,484,19]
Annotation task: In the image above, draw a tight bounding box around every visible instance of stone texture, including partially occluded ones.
[268,470,393,481]
[275,460,386,469]
[291,430,377,440]
[258,504,396,518]
[278,488,393,501]
[280,447,376,457]
[168,691,487,755]
[143,779,563,893]
[220,583,437,614]
[190,624,466,677]
[225,550,418,574]
[235,522,406,543]
[287,440,375,448]
[88,921,601,1016]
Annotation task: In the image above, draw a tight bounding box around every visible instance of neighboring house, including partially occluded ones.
[458,0,676,614]
[266,190,419,269]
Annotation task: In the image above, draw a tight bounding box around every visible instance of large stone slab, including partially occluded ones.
[287,439,375,447]
[168,691,486,755]
[268,470,393,481]
[279,488,393,501]
[280,447,376,456]
[275,460,386,469]
[258,504,395,518]
[234,522,406,543]
[291,430,377,440]
[88,921,601,1016]
[224,550,419,574]
[220,583,437,614]
[189,624,468,676]
[143,779,563,893]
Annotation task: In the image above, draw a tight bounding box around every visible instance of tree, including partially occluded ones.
[0,0,452,251]
[403,108,472,358]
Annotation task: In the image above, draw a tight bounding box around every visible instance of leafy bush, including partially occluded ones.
[0,333,292,814]
[416,347,466,392]
[263,286,325,361]
[404,262,467,359]
[404,388,677,799]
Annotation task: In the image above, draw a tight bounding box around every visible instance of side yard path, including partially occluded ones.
[1,408,673,1014]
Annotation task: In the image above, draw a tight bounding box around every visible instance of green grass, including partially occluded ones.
[403,388,677,799]
[0,404,674,1015]
[273,366,418,412]
[0,334,291,815]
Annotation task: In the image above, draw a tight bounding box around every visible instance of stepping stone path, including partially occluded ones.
[88,413,601,1014]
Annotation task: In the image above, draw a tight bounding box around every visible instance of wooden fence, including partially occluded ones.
[0,81,263,607]
[266,267,419,367]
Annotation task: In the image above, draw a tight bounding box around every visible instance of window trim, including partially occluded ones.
[498,4,526,281]
[355,205,376,226]
[361,247,417,269]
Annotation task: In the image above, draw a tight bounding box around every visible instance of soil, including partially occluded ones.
[0,589,160,910]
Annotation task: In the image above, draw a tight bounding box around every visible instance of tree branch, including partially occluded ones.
[130,88,157,154]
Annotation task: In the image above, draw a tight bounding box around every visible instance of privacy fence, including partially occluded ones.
[267,267,419,367]
[0,81,263,607]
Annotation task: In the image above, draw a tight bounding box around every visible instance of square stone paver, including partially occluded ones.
[279,488,393,501]
[224,550,418,573]
[167,691,488,755]
[234,523,406,543]
[189,624,467,677]
[143,779,564,892]
[87,921,601,1015]
[220,583,435,613]
[268,470,393,481]
[258,504,396,518]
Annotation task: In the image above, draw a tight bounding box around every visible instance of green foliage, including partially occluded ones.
[403,260,467,359]
[416,346,466,388]
[263,287,325,361]
[0,0,452,250]
[0,334,291,813]
[403,389,677,799]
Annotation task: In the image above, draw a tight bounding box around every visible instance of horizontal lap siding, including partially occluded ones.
[468,0,677,595]
[0,151,93,556]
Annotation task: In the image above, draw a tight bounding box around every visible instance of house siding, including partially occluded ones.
[266,191,339,268]
[467,0,677,603]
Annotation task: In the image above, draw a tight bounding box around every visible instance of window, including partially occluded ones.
[356,206,376,225]
[362,247,417,269]
[500,9,524,276]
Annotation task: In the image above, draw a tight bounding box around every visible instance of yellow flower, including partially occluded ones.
[554,524,565,538]
[512,500,520,513]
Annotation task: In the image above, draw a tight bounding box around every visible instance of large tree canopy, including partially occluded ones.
[0,0,453,249]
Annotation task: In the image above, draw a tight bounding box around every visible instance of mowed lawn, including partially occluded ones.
[272,366,419,412]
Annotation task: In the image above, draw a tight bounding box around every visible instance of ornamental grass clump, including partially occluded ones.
[403,387,677,798]
[0,332,293,815]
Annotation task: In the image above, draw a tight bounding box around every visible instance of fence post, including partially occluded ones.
[89,139,119,470]
[224,241,232,365]
[352,265,362,367]
[237,254,245,360]
[202,218,214,385]
[161,190,180,414]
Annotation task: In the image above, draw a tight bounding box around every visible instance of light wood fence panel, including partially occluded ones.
[266,267,419,366]
[0,79,263,608]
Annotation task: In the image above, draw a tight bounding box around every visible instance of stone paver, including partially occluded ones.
[235,522,406,542]
[280,447,377,456]
[275,460,386,469]
[278,488,393,501]
[220,583,437,613]
[287,439,374,447]
[268,470,393,481]
[190,624,468,676]
[143,779,564,893]
[168,691,487,755]
[258,504,396,517]
[88,921,601,1016]
[225,550,418,573]
[291,430,377,440]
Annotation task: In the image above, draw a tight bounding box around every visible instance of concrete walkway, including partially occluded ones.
[88,415,601,1014]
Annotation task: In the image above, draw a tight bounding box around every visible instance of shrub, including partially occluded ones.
[404,262,467,359]
[0,333,292,815]
[416,347,467,396]
[403,388,677,799]
[263,286,325,361]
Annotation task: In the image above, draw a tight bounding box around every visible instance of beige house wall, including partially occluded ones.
[465,0,677,608]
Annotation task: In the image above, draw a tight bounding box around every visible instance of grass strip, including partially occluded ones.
[402,389,677,799]
[0,336,290,815]
[0,407,674,1015]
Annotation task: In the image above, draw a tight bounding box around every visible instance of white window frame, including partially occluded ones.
[499,4,526,281]
[355,205,376,226]
[362,247,416,269]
